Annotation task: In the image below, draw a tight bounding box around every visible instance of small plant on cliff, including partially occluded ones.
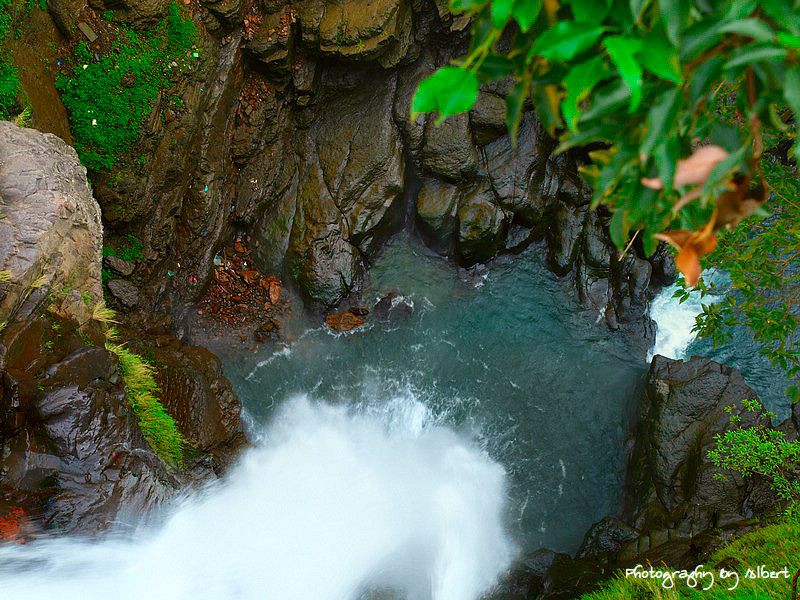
[107,342,186,468]
[167,2,195,54]
[709,399,800,504]
[0,63,20,120]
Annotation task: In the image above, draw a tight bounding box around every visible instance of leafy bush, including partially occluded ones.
[56,4,196,171]
[709,398,800,502]
[0,63,19,119]
[413,1,800,277]
[107,341,185,467]
[103,234,144,262]
[167,1,195,54]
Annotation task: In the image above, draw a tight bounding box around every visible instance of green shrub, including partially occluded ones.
[107,342,185,468]
[103,234,144,262]
[167,2,195,54]
[0,63,19,120]
[56,4,196,171]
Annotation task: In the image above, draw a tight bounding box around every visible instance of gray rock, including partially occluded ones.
[415,177,458,253]
[469,91,506,146]
[457,182,507,265]
[626,355,779,535]
[104,255,135,277]
[420,114,478,181]
[107,279,140,307]
[547,205,587,276]
[0,121,103,327]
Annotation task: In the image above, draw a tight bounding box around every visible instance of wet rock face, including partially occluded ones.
[0,121,103,327]
[0,317,246,535]
[0,321,174,534]
[624,355,779,537]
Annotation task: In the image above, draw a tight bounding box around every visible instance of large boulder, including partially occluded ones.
[624,355,779,538]
[0,121,103,328]
[253,69,404,305]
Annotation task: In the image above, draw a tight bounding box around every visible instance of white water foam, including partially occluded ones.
[0,396,513,600]
[649,271,725,360]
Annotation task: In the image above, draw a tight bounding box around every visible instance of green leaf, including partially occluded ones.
[450,0,487,13]
[777,32,800,48]
[638,35,682,82]
[555,123,619,154]
[580,79,630,122]
[659,0,689,46]
[411,67,479,123]
[562,56,609,130]
[506,79,529,145]
[511,0,542,32]
[784,66,800,124]
[654,136,679,191]
[640,88,680,161]
[475,55,516,80]
[603,36,643,111]
[719,18,775,42]
[760,0,800,36]
[688,55,724,108]
[723,45,788,70]
[609,208,628,248]
[642,228,658,256]
[568,0,610,22]
[491,0,514,28]
[681,17,724,60]
[532,83,564,135]
[530,21,605,62]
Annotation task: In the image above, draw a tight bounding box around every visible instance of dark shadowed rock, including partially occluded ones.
[104,255,135,277]
[457,182,508,265]
[469,91,507,146]
[107,279,140,308]
[420,114,478,181]
[373,292,413,322]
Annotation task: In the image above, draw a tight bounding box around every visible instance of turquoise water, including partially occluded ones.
[220,235,647,554]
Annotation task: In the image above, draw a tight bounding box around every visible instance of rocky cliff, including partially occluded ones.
[0,122,245,537]
[10,0,670,351]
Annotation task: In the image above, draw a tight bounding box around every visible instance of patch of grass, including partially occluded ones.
[0,63,20,120]
[0,270,14,284]
[107,341,185,468]
[56,3,196,171]
[166,1,195,54]
[580,512,800,600]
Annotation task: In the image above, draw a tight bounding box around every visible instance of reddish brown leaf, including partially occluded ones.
[641,145,729,190]
[269,281,281,304]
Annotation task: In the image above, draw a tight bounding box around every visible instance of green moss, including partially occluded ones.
[56,4,196,171]
[580,512,800,600]
[106,342,185,468]
[0,63,19,119]
[103,234,144,262]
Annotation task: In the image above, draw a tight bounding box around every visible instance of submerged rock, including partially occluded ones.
[325,311,366,332]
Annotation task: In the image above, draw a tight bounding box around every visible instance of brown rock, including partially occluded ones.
[325,311,365,332]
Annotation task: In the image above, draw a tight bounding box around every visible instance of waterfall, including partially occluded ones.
[0,396,514,600]
[649,271,725,361]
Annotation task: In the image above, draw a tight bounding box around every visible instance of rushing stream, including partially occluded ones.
[0,235,648,599]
